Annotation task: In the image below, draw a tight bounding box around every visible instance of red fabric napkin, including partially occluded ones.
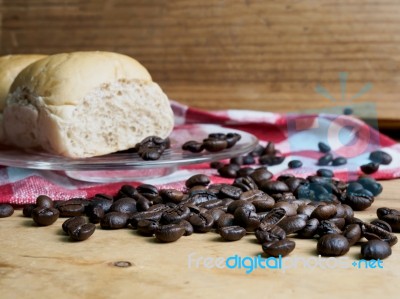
[1,101,399,205]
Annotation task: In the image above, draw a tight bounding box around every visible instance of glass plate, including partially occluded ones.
[0,124,258,183]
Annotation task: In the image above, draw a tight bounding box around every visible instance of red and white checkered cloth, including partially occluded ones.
[1,101,400,205]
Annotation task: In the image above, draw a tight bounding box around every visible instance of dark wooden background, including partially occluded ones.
[1,0,400,126]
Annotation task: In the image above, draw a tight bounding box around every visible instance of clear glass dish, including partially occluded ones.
[0,124,258,182]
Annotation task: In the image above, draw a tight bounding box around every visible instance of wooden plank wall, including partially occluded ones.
[1,0,400,124]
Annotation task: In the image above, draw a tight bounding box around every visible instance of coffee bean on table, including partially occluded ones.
[234,207,260,232]
[361,240,392,260]
[370,219,392,232]
[179,220,194,236]
[316,169,334,178]
[343,193,374,211]
[369,150,392,165]
[332,157,347,166]
[357,177,382,196]
[318,142,331,153]
[62,216,87,233]
[137,219,159,236]
[100,212,129,229]
[63,217,95,241]
[343,224,362,246]
[32,207,60,226]
[57,200,86,217]
[288,160,303,169]
[278,216,307,235]
[0,204,14,218]
[260,181,289,194]
[219,226,247,241]
[317,234,350,256]
[188,212,214,233]
[109,198,137,215]
[155,224,185,242]
[360,162,379,174]
[36,195,53,208]
[262,239,296,257]
[297,218,319,239]
[185,174,210,188]
[310,205,337,220]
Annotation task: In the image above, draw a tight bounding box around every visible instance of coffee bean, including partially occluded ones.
[137,219,159,236]
[234,207,260,232]
[130,211,163,228]
[370,219,392,232]
[317,154,333,166]
[36,195,53,208]
[218,164,240,178]
[199,199,224,210]
[357,178,382,196]
[316,169,334,178]
[362,222,398,246]
[242,154,256,165]
[227,200,255,214]
[258,207,287,231]
[137,184,159,199]
[343,193,374,211]
[155,224,185,242]
[217,213,235,229]
[179,220,194,236]
[252,199,275,213]
[161,206,190,224]
[369,150,392,165]
[318,142,331,153]
[250,144,265,157]
[262,239,296,257]
[22,204,36,218]
[317,234,350,256]
[32,207,60,226]
[361,240,392,260]
[278,216,307,235]
[317,220,342,236]
[225,133,241,148]
[110,198,137,215]
[285,177,306,193]
[182,140,205,153]
[259,155,285,166]
[208,208,225,223]
[57,200,85,217]
[185,174,210,188]
[230,156,243,166]
[189,212,214,233]
[63,217,95,241]
[260,181,289,195]
[360,162,379,174]
[219,226,247,241]
[288,160,303,169]
[310,205,337,220]
[233,176,258,191]
[273,202,297,217]
[255,226,286,243]
[210,161,224,169]
[203,138,228,152]
[0,204,14,218]
[117,184,138,199]
[188,190,218,205]
[220,185,242,199]
[62,216,87,233]
[249,168,273,185]
[343,224,362,246]
[100,212,129,229]
[297,218,319,238]
[236,167,255,178]
[332,157,347,166]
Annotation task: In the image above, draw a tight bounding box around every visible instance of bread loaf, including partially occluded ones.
[3,51,174,158]
[0,54,47,143]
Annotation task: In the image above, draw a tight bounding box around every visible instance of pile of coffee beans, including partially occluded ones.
[182,133,241,153]
[1,170,393,261]
[122,136,171,160]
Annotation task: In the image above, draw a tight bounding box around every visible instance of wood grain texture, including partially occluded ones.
[1,0,400,123]
[1,179,400,299]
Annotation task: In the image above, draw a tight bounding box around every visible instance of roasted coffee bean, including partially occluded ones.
[332,157,347,166]
[236,167,255,178]
[137,219,159,236]
[179,220,194,236]
[36,195,53,208]
[199,199,224,210]
[273,202,297,217]
[376,207,400,232]
[155,224,185,242]
[227,200,255,214]
[23,204,36,218]
[343,193,374,211]
[161,206,190,224]
[239,189,270,202]
[110,198,137,215]
[347,182,364,194]
[87,205,104,224]
[278,216,307,235]
[233,176,258,191]
[182,140,205,153]
[57,201,85,217]
[260,181,289,195]
[310,204,337,220]
[32,207,59,226]
[218,164,240,178]
[137,136,168,160]
[208,133,226,140]
[370,219,392,232]
[210,161,224,169]
[262,239,296,257]
[220,185,242,199]
[208,208,225,223]
[317,154,333,166]
[63,217,95,241]
[318,142,331,153]
[225,133,241,148]
[357,178,382,196]
[343,224,362,246]
[297,205,316,217]
[230,156,244,166]
[219,226,247,241]
[252,199,275,212]
[137,184,159,199]
[188,212,214,233]
[242,154,256,165]
[360,162,379,174]
[329,218,346,230]
[273,192,296,203]
[130,211,163,228]
[362,222,398,246]
[250,144,265,157]
[0,204,14,218]
[369,150,392,165]
[285,177,305,193]
[135,195,151,212]
[263,142,276,156]
[62,216,87,233]
[259,155,285,166]
[342,204,355,221]
[234,207,260,232]
[250,167,273,185]
[100,212,129,229]
[258,208,286,231]
[185,174,210,188]
[288,160,303,169]
[117,184,138,199]
[188,190,218,205]
[203,138,228,152]
[217,213,235,229]
[361,240,392,260]
[317,234,350,256]
[297,218,319,238]
[255,226,286,243]
[316,169,334,178]
[317,220,342,236]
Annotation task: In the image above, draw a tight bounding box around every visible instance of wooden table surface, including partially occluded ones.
[1,179,400,299]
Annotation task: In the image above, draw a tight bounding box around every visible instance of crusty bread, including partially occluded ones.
[0,54,47,143]
[3,51,174,158]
